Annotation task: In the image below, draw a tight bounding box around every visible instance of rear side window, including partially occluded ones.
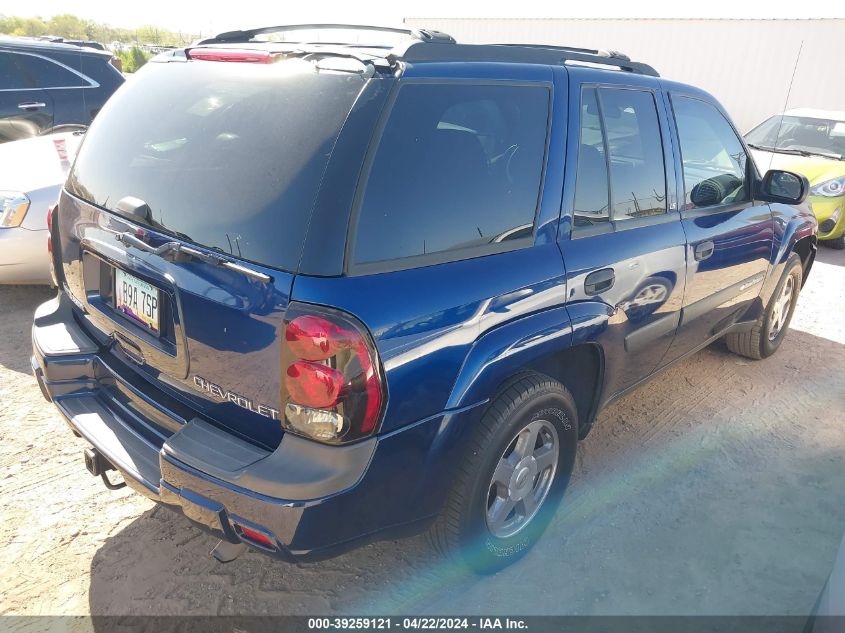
[67,60,368,271]
[573,89,609,225]
[15,53,83,88]
[574,87,667,227]
[0,53,32,89]
[352,82,549,267]
[601,89,667,220]
[672,96,749,209]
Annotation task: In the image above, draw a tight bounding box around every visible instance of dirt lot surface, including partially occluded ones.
[1,247,844,618]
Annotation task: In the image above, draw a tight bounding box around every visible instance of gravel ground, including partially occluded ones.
[1,247,844,617]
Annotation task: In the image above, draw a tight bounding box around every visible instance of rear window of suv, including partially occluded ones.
[351,82,550,269]
[67,59,368,272]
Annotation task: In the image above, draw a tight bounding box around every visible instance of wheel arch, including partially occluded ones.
[792,234,817,287]
[520,343,604,439]
[763,215,816,301]
[448,308,604,438]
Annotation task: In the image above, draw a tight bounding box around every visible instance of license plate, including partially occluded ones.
[114,269,160,335]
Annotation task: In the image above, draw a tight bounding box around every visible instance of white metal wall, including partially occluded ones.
[403,18,845,131]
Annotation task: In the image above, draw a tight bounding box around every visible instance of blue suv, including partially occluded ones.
[32,25,817,572]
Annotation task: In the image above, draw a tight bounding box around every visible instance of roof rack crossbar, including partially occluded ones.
[390,42,659,77]
[198,24,455,46]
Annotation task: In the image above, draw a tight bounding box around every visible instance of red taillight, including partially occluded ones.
[359,345,383,434]
[281,304,385,444]
[286,315,352,361]
[187,48,276,63]
[285,360,343,409]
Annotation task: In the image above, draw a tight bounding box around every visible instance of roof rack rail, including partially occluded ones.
[389,42,659,77]
[197,24,456,46]
[493,43,631,62]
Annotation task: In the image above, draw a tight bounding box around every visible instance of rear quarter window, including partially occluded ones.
[351,82,550,269]
[16,52,84,88]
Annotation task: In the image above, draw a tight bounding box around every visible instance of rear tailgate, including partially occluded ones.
[58,190,292,448]
[56,52,371,449]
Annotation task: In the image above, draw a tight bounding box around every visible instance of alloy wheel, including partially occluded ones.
[768,274,795,341]
[485,419,559,539]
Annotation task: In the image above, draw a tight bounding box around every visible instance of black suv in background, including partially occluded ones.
[0,37,124,143]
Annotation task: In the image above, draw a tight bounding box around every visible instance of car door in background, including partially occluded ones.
[0,51,53,141]
[663,93,774,362]
[561,79,687,400]
[14,51,87,131]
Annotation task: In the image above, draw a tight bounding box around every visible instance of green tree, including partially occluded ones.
[0,13,196,46]
[46,14,89,39]
[118,46,150,73]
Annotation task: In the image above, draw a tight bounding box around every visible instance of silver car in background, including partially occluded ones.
[0,131,83,285]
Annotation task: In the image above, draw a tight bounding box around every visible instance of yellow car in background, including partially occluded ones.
[746,108,845,249]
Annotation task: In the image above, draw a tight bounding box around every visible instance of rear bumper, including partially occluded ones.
[32,293,482,559]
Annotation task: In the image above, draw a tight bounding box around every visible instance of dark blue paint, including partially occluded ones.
[36,57,817,559]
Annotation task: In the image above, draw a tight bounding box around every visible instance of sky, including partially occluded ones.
[2,0,845,36]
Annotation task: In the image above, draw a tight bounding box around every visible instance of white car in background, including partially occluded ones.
[0,131,84,285]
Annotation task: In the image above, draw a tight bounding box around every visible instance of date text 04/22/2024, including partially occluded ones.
[307,618,528,630]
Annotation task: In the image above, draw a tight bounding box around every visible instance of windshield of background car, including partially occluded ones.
[66,57,368,271]
[746,114,845,158]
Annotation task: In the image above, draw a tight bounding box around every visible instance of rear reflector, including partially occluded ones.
[236,524,275,549]
[187,48,276,63]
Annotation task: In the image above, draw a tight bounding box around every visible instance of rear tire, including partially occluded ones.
[725,254,802,360]
[428,373,578,574]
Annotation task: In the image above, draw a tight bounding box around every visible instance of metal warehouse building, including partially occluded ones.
[403,18,845,132]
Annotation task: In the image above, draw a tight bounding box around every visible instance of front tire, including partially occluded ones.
[725,254,803,360]
[428,373,578,574]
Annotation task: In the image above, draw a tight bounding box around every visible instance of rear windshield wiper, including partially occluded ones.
[115,231,272,283]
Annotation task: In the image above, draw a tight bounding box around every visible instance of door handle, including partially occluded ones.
[585,268,615,296]
[694,240,715,261]
[18,102,46,110]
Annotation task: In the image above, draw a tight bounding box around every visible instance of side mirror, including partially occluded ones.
[758,170,809,205]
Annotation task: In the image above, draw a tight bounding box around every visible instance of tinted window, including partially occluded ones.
[600,88,667,220]
[67,60,367,271]
[0,53,31,89]
[16,53,82,88]
[573,88,667,226]
[353,83,549,265]
[573,88,610,226]
[673,96,749,209]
